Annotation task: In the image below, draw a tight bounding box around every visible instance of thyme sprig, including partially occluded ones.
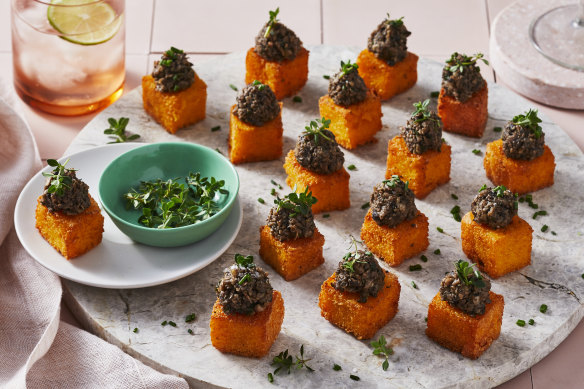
[274,187,317,217]
[512,109,543,139]
[104,117,140,143]
[446,52,489,74]
[342,237,370,273]
[270,345,314,380]
[304,117,332,144]
[340,60,359,76]
[411,99,437,123]
[264,7,280,38]
[371,335,394,371]
[455,260,486,288]
[386,13,404,27]
[124,173,228,229]
[42,159,74,196]
[383,174,409,192]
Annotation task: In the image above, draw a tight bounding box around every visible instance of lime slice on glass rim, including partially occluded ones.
[47,0,122,45]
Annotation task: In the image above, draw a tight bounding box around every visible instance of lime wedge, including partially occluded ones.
[47,0,122,45]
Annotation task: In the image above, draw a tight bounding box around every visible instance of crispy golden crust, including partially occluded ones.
[318,271,400,340]
[361,209,429,267]
[437,84,488,138]
[426,291,504,359]
[318,92,382,149]
[385,135,451,199]
[245,47,309,100]
[461,212,532,278]
[259,225,324,281]
[356,50,418,100]
[210,290,284,358]
[35,195,104,259]
[484,139,555,195]
[228,103,283,164]
[283,150,350,214]
[142,73,207,134]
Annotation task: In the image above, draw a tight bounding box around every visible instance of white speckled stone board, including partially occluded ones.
[63,46,584,388]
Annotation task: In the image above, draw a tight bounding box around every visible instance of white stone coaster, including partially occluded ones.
[490,0,584,109]
[63,46,584,388]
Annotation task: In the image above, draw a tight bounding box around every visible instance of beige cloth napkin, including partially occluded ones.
[0,81,188,389]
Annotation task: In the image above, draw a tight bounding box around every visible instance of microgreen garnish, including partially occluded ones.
[533,210,547,220]
[450,205,462,222]
[304,117,332,144]
[541,225,549,232]
[124,173,228,229]
[411,281,418,289]
[383,175,409,191]
[430,91,440,98]
[185,313,196,322]
[342,237,369,273]
[270,345,314,380]
[274,187,317,217]
[421,255,428,262]
[494,126,502,132]
[446,52,489,74]
[258,197,266,204]
[293,96,302,103]
[347,164,357,171]
[455,260,486,288]
[540,304,548,314]
[411,99,437,123]
[211,126,221,132]
[409,264,422,271]
[512,109,543,139]
[252,80,266,91]
[451,193,458,200]
[385,13,404,27]
[479,184,487,192]
[42,159,74,196]
[371,335,394,371]
[361,202,370,209]
[493,185,507,197]
[434,249,441,255]
[104,117,139,143]
[229,84,238,91]
[133,327,138,333]
[264,7,280,38]
[350,375,360,381]
[235,253,255,268]
[529,319,535,325]
[239,273,251,285]
[516,319,526,327]
[472,149,481,155]
[339,59,359,76]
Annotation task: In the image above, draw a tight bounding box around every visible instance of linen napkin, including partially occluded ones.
[0,79,188,389]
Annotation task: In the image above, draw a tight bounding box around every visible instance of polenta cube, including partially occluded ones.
[385,135,451,199]
[283,150,350,214]
[437,84,488,138]
[318,92,382,149]
[318,271,400,340]
[228,103,283,164]
[484,139,555,194]
[35,195,104,259]
[356,50,418,100]
[426,291,504,359]
[245,47,309,100]
[142,73,207,134]
[259,225,325,281]
[210,290,284,358]
[461,212,532,278]
[361,209,429,267]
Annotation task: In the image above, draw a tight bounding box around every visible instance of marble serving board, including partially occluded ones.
[63,46,584,388]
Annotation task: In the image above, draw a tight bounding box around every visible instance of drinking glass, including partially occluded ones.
[529,0,584,72]
[11,0,125,116]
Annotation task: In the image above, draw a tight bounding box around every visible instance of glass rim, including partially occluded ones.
[32,0,111,6]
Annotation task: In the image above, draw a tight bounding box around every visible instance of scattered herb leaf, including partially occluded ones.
[421,255,428,262]
[371,335,393,371]
[409,264,422,271]
[455,259,486,288]
[516,319,526,327]
[350,375,360,381]
[434,249,441,255]
[529,319,535,325]
[512,109,543,139]
[541,225,549,232]
[347,164,357,171]
[133,327,138,333]
[472,149,481,155]
[211,126,221,132]
[161,321,167,326]
[304,117,332,144]
[258,197,266,204]
[493,126,502,132]
[274,187,317,217]
[104,117,139,143]
[229,84,238,91]
[451,193,458,200]
[264,7,280,38]
[533,210,548,220]
[293,96,302,103]
[361,202,370,209]
[430,91,440,98]
[323,213,330,218]
[42,159,74,196]
[437,227,444,233]
[446,52,489,74]
[323,74,330,80]
[540,304,548,314]
[185,313,196,322]
[411,281,418,289]
[169,321,177,327]
[333,364,342,371]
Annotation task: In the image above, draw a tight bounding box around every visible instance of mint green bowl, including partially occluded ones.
[98,142,239,247]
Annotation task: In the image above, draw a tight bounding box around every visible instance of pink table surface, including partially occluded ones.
[1,1,583,388]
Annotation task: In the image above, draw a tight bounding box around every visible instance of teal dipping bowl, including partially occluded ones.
[99,142,239,247]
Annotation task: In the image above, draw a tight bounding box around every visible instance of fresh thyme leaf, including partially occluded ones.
[421,255,428,262]
[270,345,314,378]
[411,281,418,289]
[274,187,317,217]
[434,249,441,255]
[472,149,481,155]
[347,164,357,171]
[270,179,283,189]
[229,84,238,91]
[493,126,502,132]
[446,52,489,74]
[270,188,277,196]
[342,237,368,273]
[42,159,75,196]
[540,304,548,314]
[529,319,535,325]
[211,126,221,132]
[516,319,526,327]
[361,202,370,209]
[339,60,359,76]
[188,329,194,335]
[333,364,342,371]
[252,80,266,91]
[450,205,462,222]
[292,96,302,103]
[409,264,422,271]
[215,148,223,154]
[411,99,437,123]
[258,197,266,204]
[323,213,330,218]
[323,75,330,80]
[267,373,274,383]
[479,184,487,192]
[133,327,138,333]
[264,7,280,38]
[533,210,547,220]
[436,227,444,233]
[185,313,196,322]
[430,91,440,98]
[371,335,393,371]
[512,109,543,139]
[234,253,255,268]
[552,231,557,236]
[451,193,458,200]
[455,259,485,288]
[104,117,139,144]
[350,375,360,381]
[169,321,177,327]
[304,117,332,144]
[541,225,549,232]
[161,321,167,326]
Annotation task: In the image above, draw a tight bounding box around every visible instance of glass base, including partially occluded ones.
[14,82,125,116]
[529,4,584,72]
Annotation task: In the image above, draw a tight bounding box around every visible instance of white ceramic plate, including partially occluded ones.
[14,143,243,289]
